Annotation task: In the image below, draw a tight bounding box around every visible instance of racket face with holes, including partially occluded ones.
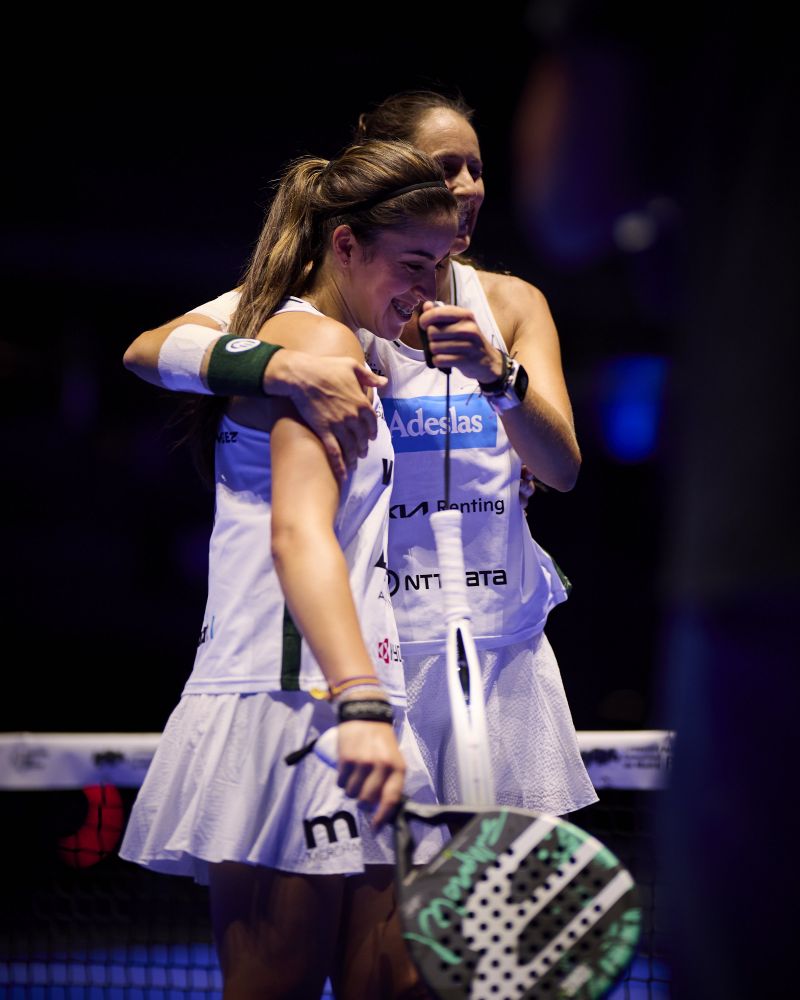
[395,803,641,1000]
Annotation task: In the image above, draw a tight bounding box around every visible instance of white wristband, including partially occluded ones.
[156,324,221,394]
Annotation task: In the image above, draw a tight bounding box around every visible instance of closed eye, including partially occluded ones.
[438,156,483,182]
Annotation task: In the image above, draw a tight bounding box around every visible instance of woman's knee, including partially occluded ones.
[332,865,423,999]
[209,862,344,997]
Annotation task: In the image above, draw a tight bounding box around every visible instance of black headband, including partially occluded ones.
[327,180,448,217]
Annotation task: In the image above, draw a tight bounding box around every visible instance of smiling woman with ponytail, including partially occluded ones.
[120,138,457,1000]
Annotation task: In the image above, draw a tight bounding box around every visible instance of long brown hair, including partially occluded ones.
[183,138,456,485]
[354,89,476,146]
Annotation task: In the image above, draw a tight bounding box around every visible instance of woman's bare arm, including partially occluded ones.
[420,274,581,491]
[122,310,387,483]
[235,313,405,827]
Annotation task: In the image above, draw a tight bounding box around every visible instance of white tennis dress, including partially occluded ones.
[119,299,445,882]
[359,262,597,815]
[176,266,597,816]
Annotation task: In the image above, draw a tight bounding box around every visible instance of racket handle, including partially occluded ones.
[430,510,471,624]
[446,619,496,806]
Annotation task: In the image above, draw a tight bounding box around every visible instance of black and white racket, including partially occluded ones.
[306,728,641,999]
[393,800,640,999]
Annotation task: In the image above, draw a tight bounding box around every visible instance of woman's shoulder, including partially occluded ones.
[475,267,545,304]
[260,307,362,362]
[475,270,552,338]
[453,258,547,307]
[461,267,555,352]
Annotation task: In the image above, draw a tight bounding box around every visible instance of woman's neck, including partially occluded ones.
[303,274,358,333]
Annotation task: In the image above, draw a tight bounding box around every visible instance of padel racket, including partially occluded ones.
[394,800,641,999]
[301,729,641,999]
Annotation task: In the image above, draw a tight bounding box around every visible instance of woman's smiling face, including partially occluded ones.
[345,212,458,341]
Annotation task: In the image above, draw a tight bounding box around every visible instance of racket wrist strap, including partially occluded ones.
[338,699,395,724]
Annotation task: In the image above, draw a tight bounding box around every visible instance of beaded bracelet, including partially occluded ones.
[333,683,389,704]
[310,675,384,702]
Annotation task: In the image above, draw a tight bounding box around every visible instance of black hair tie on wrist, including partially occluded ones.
[338,699,395,724]
[478,351,513,395]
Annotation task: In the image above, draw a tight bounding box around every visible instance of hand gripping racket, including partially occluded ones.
[300,730,641,999]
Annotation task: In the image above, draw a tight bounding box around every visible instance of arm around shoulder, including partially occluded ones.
[123,303,387,485]
[122,312,223,390]
[255,312,386,481]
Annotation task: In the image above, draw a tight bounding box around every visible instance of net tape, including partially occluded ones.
[0,730,674,791]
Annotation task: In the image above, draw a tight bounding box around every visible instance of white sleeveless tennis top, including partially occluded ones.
[182,297,405,704]
[358,260,569,654]
[189,264,569,657]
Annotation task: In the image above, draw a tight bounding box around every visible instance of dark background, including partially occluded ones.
[3,5,795,738]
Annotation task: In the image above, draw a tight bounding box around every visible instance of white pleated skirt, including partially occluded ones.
[404,632,598,816]
[119,691,447,883]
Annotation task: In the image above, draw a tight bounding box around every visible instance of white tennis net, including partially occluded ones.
[0,731,673,999]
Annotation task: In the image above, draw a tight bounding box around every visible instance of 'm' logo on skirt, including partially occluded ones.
[304,811,358,849]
